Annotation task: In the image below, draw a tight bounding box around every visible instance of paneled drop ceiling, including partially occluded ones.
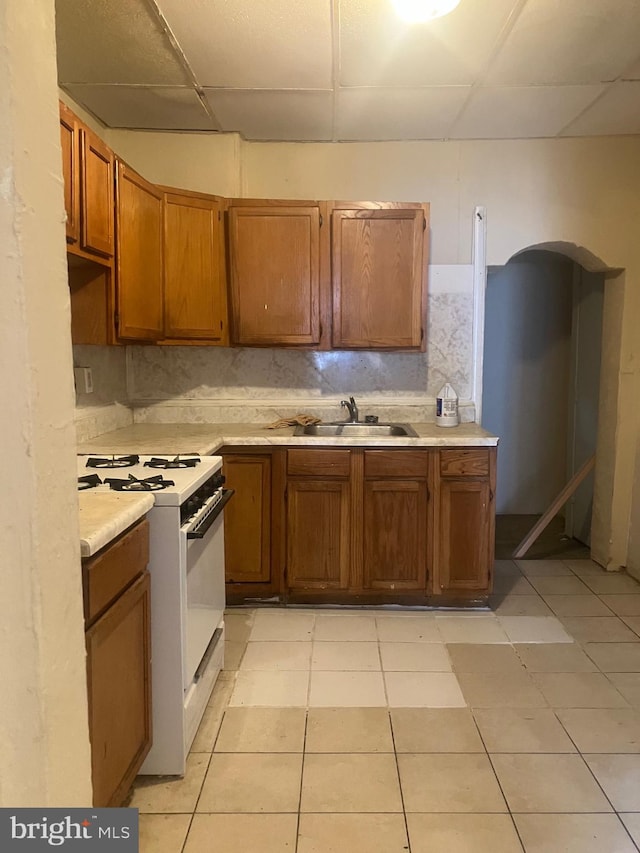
[55,0,640,141]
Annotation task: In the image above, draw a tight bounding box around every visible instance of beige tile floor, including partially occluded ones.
[133,558,640,852]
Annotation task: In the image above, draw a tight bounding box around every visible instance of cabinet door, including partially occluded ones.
[438,480,491,592]
[286,480,350,589]
[228,205,321,345]
[332,206,427,349]
[116,162,163,340]
[363,480,428,590]
[80,127,114,257]
[164,192,227,341]
[59,102,79,244]
[223,455,271,583]
[86,571,151,807]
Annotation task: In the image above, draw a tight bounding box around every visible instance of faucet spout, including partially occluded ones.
[340,396,359,423]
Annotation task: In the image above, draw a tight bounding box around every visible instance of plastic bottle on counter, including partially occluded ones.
[436,383,459,428]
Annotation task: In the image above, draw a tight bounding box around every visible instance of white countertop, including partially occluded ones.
[77,422,499,456]
[79,491,154,557]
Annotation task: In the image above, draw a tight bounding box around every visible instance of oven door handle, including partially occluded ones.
[185,489,234,539]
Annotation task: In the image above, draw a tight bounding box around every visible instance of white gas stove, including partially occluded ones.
[78,454,233,775]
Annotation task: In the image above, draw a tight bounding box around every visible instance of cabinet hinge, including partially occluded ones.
[218,210,221,221]
[423,217,427,231]
[420,327,424,343]
[489,489,494,502]
[114,311,119,332]
[319,213,323,227]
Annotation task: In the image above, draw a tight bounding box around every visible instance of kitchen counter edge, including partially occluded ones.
[79,491,155,558]
[77,423,499,458]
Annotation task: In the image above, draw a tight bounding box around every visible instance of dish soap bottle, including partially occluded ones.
[436,383,459,428]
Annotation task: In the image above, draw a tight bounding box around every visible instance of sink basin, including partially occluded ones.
[293,422,418,437]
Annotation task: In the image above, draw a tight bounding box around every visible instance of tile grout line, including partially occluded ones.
[388,708,413,853]
[294,710,310,853]
[469,709,526,852]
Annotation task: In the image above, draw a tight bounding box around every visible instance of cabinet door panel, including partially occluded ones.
[164,193,226,340]
[80,127,114,257]
[286,480,350,589]
[59,103,79,244]
[439,480,491,591]
[86,571,151,807]
[332,207,426,349]
[223,455,271,583]
[116,162,163,340]
[229,206,320,345]
[363,480,428,590]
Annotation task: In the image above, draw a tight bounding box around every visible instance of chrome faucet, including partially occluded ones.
[340,396,359,423]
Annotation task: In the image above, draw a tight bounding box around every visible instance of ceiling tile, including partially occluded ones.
[339,0,518,86]
[336,87,470,140]
[560,82,640,135]
[620,55,640,80]
[452,85,605,138]
[203,90,333,140]
[65,86,215,130]
[157,0,332,88]
[486,0,640,85]
[55,0,189,85]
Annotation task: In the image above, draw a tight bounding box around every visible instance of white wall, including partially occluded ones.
[1,3,91,805]
[482,254,574,514]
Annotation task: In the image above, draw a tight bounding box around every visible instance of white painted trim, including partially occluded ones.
[472,206,487,424]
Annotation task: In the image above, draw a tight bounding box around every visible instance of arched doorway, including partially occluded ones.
[478,242,624,566]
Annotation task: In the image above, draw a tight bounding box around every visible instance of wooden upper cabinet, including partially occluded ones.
[59,102,115,260]
[80,127,114,258]
[228,202,321,346]
[59,102,79,244]
[163,190,227,342]
[116,161,164,341]
[331,203,429,350]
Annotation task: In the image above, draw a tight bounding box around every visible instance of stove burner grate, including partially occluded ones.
[78,474,103,491]
[85,454,140,469]
[143,455,201,470]
[104,474,176,492]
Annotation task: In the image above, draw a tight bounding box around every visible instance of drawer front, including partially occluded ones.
[287,449,351,478]
[364,450,430,479]
[84,519,150,624]
[440,449,490,477]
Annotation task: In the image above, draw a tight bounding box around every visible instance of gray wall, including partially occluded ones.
[482,252,574,514]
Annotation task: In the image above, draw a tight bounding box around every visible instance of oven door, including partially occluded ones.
[180,491,233,691]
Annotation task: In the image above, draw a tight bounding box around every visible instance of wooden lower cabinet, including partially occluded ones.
[225,445,495,604]
[437,480,492,594]
[435,448,496,599]
[83,522,152,807]
[363,479,428,590]
[223,452,282,600]
[286,479,350,589]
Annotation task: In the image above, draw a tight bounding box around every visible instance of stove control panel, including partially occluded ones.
[180,471,225,526]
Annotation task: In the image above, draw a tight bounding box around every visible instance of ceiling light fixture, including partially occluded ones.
[391,0,462,22]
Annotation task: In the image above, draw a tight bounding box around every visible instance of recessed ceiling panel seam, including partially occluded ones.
[144,0,222,130]
[448,0,529,138]
[331,0,340,142]
[555,79,621,137]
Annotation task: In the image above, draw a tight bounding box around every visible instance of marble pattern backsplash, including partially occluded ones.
[129,292,473,421]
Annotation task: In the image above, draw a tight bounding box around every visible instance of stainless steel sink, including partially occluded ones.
[293,422,418,437]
